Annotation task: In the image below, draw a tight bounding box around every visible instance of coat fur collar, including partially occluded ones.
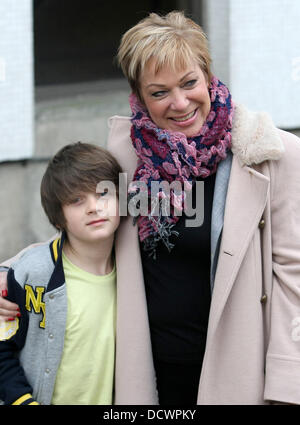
[231,103,285,166]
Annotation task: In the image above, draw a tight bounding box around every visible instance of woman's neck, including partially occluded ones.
[63,235,114,276]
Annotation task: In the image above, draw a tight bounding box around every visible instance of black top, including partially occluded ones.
[141,173,216,366]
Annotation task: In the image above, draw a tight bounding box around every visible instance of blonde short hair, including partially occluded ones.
[117,11,212,96]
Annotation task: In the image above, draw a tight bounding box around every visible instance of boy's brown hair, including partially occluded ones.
[41,142,122,231]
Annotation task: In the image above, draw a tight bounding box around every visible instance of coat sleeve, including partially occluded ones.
[264,130,300,404]
[0,268,36,405]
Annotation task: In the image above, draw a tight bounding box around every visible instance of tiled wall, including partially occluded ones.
[204,0,300,129]
[0,0,34,161]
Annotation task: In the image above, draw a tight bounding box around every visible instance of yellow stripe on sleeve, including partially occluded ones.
[12,393,32,405]
[28,401,39,405]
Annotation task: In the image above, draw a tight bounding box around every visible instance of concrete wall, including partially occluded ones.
[0,0,34,161]
[35,79,131,158]
[0,160,52,262]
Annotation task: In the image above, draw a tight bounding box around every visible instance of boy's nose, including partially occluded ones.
[86,195,98,214]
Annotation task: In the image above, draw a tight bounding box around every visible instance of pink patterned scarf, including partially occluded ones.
[129,76,234,258]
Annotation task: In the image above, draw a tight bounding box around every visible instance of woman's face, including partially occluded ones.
[139,59,211,137]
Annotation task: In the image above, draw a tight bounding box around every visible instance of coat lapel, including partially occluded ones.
[210,152,232,288]
[208,102,284,332]
[208,156,270,333]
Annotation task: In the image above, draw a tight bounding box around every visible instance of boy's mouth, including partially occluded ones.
[87,219,108,226]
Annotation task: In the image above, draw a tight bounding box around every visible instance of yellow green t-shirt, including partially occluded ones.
[51,252,116,405]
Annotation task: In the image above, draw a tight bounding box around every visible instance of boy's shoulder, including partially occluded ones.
[10,243,55,288]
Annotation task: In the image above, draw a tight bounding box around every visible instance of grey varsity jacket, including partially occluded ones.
[0,235,67,405]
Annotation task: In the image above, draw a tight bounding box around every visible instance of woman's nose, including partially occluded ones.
[170,90,189,111]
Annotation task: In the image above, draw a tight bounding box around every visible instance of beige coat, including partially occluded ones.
[108,103,300,405]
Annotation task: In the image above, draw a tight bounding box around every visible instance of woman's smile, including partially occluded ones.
[170,108,198,124]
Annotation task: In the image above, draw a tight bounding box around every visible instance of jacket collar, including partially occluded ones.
[231,103,285,166]
[47,231,66,293]
[50,233,64,264]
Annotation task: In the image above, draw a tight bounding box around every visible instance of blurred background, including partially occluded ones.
[0,0,300,261]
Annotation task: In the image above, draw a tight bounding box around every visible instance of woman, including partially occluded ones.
[1,11,300,405]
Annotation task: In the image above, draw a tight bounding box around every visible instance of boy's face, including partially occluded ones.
[62,189,120,245]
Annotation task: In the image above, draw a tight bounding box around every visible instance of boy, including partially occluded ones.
[0,142,122,405]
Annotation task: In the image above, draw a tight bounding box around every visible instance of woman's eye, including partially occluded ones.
[184,79,197,88]
[151,90,167,98]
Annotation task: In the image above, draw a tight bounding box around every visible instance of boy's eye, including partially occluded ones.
[70,196,82,204]
[97,189,108,197]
